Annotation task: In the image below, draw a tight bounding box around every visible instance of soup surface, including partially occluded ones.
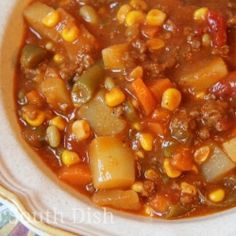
[15,0,236,219]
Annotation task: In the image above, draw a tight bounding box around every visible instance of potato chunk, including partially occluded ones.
[89,136,135,189]
[78,91,126,136]
[102,43,129,70]
[177,57,228,93]
[223,137,236,163]
[92,190,141,210]
[201,145,235,182]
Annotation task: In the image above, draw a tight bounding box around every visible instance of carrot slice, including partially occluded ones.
[147,122,165,137]
[58,164,92,186]
[149,78,173,101]
[132,77,156,116]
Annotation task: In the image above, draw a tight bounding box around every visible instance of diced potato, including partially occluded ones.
[201,145,235,182]
[177,57,228,93]
[223,137,236,163]
[102,43,129,70]
[40,69,72,112]
[78,91,126,136]
[89,136,135,189]
[92,190,141,211]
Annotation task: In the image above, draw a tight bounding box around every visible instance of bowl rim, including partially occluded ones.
[1,1,236,236]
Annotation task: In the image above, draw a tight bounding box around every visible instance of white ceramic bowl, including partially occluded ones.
[1,1,236,236]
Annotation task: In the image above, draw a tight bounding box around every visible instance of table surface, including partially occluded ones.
[0,203,39,236]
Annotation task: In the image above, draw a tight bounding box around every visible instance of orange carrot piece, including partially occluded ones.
[147,122,165,137]
[132,77,156,116]
[58,164,92,186]
[149,78,173,101]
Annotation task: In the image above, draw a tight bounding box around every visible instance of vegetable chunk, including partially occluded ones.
[78,91,126,136]
[201,145,235,182]
[177,57,228,93]
[89,136,135,189]
[223,137,236,163]
[92,190,141,210]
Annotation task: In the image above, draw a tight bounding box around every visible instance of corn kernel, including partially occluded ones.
[139,132,154,151]
[23,111,45,127]
[61,25,79,42]
[163,158,181,178]
[49,116,67,131]
[61,150,81,167]
[161,88,182,111]
[46,125,61,148]
[130,0,148,11]
[42,10,60,27]
[144,205,154,216]
[117,4,132,24]
[202,33,211,47]
[72,120,91,141]
[129,66,143,80]
[105,87,126,107]
[146,9,167,26]
[193,7,208,22]
[53,54,64,64]
[144,169,158,180]
[132,122,142,131]
[146,38,165,52]
[208,188,225,203]
[125,10,145,27]
[135,150,145,158]
[132,181,144,193]
[181,182,197,196]
[45,42,54,50]
[194,146,210,165]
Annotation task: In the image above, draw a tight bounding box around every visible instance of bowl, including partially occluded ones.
[1,1,236,235]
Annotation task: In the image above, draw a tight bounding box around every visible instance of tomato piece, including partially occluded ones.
[207,10,227,47]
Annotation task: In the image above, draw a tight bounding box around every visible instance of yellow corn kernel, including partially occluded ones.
[72,120,91,141]
[130,66,143,80]
[42,10,60,27]
[194,146,210,165]
[132,122,142,131]
[135,150,145,159]
[23,111,45,127]
[144,169,158,180]
[125,10,145,26]
[196,91,205,99]
[193,7,209,21]
[202,33,211,47]
[147,38,165,52]
[105,87,126,107]
[144,205,154,216]
[208,188,225,203]
[132,181,144,193]
[61,25,79,42]
[117,4,132,24]
[161,88,182,111]
[49,116,67,131]
[180,182,197,196]
[130,0,148,11]
[139,133,154,151]
[45,41,54,50]
[53,54,64,64]
[163,158,181,178]
[146,9,167,26]
[61,150,81,167]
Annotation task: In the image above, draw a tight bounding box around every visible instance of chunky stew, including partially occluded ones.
[15,0,236,219]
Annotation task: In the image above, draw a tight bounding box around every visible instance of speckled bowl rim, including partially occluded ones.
[1,1,236,236]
